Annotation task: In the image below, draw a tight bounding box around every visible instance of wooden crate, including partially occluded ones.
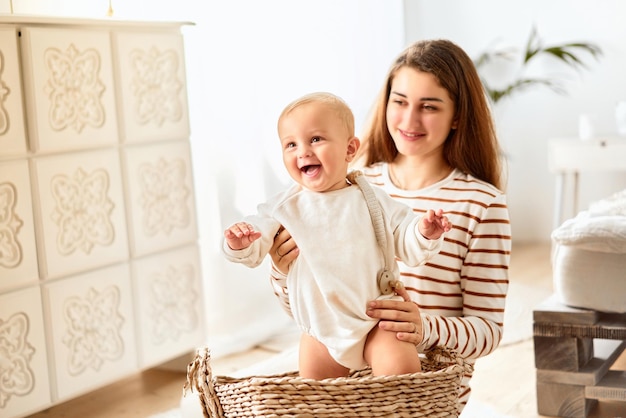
[533,295,626,417]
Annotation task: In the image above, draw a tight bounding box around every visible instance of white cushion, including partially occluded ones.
[553,245,626,313]
[551,212,626,253]
[589,188,626,216]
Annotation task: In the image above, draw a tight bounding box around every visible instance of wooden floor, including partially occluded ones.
[25,242,626,418]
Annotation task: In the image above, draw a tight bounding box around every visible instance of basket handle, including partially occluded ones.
[184,347,225,418]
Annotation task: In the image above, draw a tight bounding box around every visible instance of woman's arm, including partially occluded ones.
[367,196,511,359]
[419,200,511,358]
[268,228,299,316]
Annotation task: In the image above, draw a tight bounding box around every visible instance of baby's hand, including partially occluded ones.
[224,222,262,250]
[420,209,451,240]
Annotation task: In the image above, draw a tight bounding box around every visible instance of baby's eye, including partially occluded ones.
[311,136,322,143]
[285,142,296,149]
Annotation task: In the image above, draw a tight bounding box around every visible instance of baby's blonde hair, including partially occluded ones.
[278,92,355,137]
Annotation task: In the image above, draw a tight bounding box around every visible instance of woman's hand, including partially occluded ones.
[270,227,299,274]
[366,282,423,345]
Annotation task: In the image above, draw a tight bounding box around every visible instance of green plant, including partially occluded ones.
[474,26,603,104]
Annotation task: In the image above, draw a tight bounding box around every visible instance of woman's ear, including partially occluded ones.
[451,118,458,130]
[346,137,360,162]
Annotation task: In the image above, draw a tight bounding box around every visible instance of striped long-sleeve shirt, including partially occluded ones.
[269,163,511,409]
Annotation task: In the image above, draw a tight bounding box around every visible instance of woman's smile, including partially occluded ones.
[399,129,425,139]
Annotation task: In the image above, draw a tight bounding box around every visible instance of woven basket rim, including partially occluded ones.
[212,360,464,385]
[186,346,470,418]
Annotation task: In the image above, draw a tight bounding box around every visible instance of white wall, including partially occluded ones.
[405,0,626,242]
[184,1,406,356]
[5,0,406,356]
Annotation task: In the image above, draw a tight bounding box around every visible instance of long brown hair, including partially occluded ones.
[359,39,504,190]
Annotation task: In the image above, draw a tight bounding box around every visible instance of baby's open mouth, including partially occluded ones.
[300,165,320,175]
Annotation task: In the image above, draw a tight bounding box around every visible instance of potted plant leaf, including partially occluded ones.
[474,26,603,104]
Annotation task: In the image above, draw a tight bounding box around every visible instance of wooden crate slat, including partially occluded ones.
[536,340,626,386]
[585,370,626,401]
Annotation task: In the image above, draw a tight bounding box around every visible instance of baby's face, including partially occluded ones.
[278,103,356,192]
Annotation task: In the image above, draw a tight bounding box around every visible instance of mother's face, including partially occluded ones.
[386,67,457,160]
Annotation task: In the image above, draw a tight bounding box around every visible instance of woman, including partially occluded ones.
[269,39,511,411]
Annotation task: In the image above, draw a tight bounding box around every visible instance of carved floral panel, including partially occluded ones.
[31,149,129,279]
[114,31,189,143]
[20,27,118,153]
[0,160,39,292]
[0,28,27,157]
[63,286,124,376]
[0,287,50,417]
[132,245,203,368]
[45,263,136,401]
[123,140,197,257]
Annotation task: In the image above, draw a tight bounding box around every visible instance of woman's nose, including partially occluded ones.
[409,106,422,122]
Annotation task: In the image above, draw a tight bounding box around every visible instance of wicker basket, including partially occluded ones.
[186,346,470,418]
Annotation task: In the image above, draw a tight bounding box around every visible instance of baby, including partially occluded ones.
[223,92,450,379]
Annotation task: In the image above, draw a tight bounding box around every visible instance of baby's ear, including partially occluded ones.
[346,136,360,162]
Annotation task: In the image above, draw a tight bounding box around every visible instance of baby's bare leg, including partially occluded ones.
[364,325,421,376]
[299,333,350,379]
